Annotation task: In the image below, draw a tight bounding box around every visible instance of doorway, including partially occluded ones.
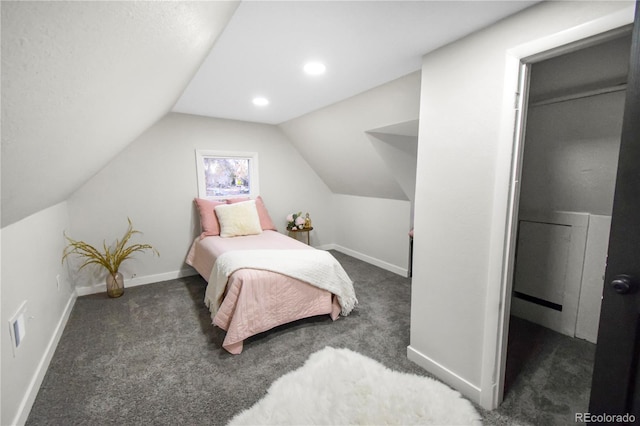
[502,31,632,418]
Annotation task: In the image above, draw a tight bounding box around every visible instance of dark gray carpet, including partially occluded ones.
[497,316,596,426]
[26,251,595,425]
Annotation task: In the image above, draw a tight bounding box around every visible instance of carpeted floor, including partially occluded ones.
[499,316,596,426]
[26,251,595,425]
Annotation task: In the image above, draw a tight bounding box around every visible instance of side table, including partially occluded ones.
[288,227,313,245]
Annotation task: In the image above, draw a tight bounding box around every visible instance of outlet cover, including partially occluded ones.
[8,301,27,357]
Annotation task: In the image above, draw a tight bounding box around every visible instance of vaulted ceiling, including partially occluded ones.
[172,0,538,124]
[2,0,538,228]
[1,1,239,227]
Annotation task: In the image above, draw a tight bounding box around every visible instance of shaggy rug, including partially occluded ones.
[228,347,482,425]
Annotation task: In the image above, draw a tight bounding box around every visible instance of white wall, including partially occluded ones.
[331,194,412,276]
[67,113,335,290]
[520,91,624,215]
[1,202,76,425]
[576,214,611,342]
[519,34,629,216]
[367,132,418,202]
[409,0,634,409]
[279,71,420,274]
[279,71,421,201]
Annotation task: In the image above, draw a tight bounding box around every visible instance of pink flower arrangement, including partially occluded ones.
[286,212,306,230]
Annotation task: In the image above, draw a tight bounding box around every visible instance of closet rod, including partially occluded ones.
[530,83,627,107]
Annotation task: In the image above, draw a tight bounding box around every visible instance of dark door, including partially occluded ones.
[589,2,640,421]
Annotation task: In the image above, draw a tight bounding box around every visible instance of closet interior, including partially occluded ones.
[504,31,632,405]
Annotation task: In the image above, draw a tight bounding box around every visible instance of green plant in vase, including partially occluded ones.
[62,218,159,298]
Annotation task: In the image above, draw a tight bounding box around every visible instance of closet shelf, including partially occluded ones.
[530,82,627,107]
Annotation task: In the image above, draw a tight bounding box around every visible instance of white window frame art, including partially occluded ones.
[195,150,259,200]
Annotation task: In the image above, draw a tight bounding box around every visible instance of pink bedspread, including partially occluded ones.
[186,231,341,354]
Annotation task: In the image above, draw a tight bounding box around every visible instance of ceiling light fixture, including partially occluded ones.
[303,61,326,76]
[252,97,269,107]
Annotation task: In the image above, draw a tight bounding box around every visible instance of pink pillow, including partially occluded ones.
[227,196,277,231]
[194,198,226,238]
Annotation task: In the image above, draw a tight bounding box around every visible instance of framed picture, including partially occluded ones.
[195,150,259,199]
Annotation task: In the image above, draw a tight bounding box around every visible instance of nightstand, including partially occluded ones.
[288,227,313,245]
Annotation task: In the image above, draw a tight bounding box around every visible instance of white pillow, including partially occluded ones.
[214,200,263,238]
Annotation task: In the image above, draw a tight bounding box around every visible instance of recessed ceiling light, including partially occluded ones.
[252,97,269,107]
[303,61,326,76]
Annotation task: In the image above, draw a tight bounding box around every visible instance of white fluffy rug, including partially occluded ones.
[229,347,482,425]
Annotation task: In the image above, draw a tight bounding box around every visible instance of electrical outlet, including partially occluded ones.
[56,274,61,290]
[9,301,28,357]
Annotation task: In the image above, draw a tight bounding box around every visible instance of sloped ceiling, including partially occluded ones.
[2,0,541,226]
[173,0,539,124]
[1,0,239,227]
[174,0,537,202]
[279,72,421,201]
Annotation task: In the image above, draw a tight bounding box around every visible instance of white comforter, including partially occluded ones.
[205,249,357,317]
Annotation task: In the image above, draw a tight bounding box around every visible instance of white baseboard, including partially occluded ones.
[74,245,407,297]
[319,244,408,277]
[407,345,481,405]
[75,268,198,296]
[13,291,77,426]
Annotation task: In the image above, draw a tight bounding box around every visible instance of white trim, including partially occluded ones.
[74,268,198,296]
[12,292,77,426]
[481,53,527,410]
[484,4,636,411]
[320,243,408,277]
[73,244,409,298]
[407,345,482,404]
[507,7,635,60]
[530,83,627,107]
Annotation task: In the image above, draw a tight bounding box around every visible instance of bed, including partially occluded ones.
[186,197,357,354]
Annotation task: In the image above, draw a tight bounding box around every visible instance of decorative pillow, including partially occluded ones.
[194,198,226,238]
[227,196,277,231]
[214,200,263,238]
